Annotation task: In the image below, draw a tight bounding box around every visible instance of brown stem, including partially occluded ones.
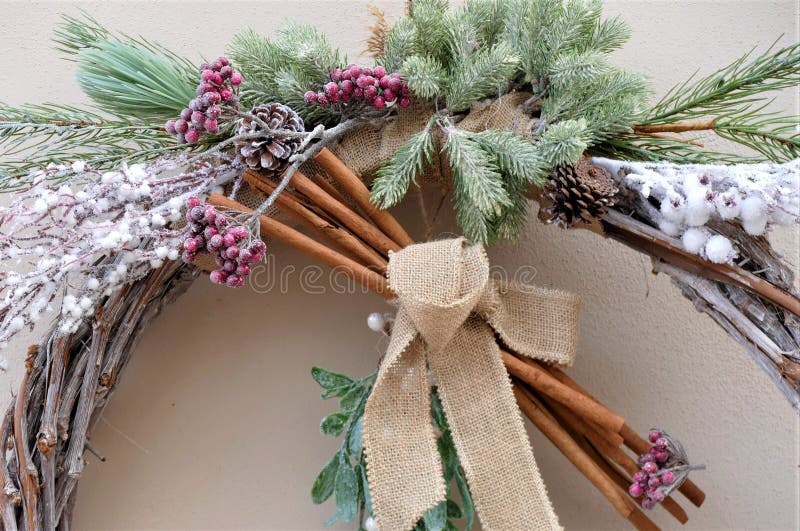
[208,194,391,298]
[632,120,716,134]
[601,209,800,318]
[634,132,705,147]
[315,148,415,247]
[244,172,388,272]
[0,401,19,531]
[14,352,39,531]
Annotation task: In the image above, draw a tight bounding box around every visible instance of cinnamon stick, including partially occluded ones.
[315,148,415,247]
[502,351,625,433]
[540,394,689,525]
[513,385,659,531]
[208,194,391,298]
[544,365,705,508]
[309,172,349,205]
[245,169,401,256]
[244,172,388,272]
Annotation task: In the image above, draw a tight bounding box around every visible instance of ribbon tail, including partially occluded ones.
[363,319,446,531]
[429,317,562,531]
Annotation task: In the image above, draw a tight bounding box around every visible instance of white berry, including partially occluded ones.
[367,312,385,332]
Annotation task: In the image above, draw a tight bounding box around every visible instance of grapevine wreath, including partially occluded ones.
[0,1,798,529]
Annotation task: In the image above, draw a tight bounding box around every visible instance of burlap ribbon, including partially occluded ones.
[363,238,580,531]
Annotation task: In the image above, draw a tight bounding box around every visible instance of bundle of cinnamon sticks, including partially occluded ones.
[208,148,705,530]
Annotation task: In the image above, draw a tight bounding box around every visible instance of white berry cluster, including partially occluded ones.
[592,158,800,264]
[0,155,239,347]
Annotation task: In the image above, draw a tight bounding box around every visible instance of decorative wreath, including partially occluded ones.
[0,1,797,529]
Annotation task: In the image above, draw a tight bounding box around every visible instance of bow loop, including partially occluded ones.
[486,281,580,366]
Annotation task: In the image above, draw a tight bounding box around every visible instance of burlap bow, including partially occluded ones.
[363,238,580,531]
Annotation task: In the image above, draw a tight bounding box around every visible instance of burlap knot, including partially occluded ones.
[363,238,581,531]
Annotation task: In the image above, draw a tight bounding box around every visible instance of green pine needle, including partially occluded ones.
[54,13,197,123]
[371,117,437,208]
[445,128,512,216]
[446,41,520,112]
[76,40,196,122]
[402,55,447,99]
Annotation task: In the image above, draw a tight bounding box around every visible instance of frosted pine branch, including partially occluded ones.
[0,155,239,347]
[592,157,800,264]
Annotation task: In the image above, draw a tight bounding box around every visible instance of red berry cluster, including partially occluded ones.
[628,430,681,509]
[303,65,410,111]
[181,197,265,288]
[166,56,243,144]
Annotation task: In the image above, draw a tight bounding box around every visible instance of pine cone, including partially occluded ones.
[235,103,305,176]
[545,157,618,227]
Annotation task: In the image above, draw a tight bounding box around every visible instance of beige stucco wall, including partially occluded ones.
[1,1,798,529]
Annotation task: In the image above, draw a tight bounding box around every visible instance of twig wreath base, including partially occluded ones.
[0,0,798,529]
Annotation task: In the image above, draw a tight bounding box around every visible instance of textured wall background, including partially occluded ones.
[1,1,798,529]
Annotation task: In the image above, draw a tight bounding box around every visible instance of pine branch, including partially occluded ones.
[54,14,197,123]
[585,15,631,54]
[401,55,447,99]
[469,129,545,184]
[445,41,519,111]
[0,103,210,190]
[464,0,508,47]
[444,128,511,216]
[593,135,763,165]
[548,50,607,89]
[382,18,417,73]
[76,40,196,122]
[229,23,342,126]
[410,0,450,65]
[371,117,436,208]
[643,41,800,124]
[536,118,591,168]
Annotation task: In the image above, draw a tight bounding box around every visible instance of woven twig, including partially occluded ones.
[0,260,197,529]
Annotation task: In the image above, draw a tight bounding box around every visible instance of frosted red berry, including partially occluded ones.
[205,118,219,134]
[661,471,675,485]
[209,270,226,284]
[226,274,245,288]
[629,483,644,497]
[168,56,242,143]
[184,238,199,253]
[648,430,661,443]
[642,462,658,474]
[203,226,219,240]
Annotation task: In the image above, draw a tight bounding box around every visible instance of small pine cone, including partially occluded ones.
[545,156,618,227]
[235,103,305,176]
